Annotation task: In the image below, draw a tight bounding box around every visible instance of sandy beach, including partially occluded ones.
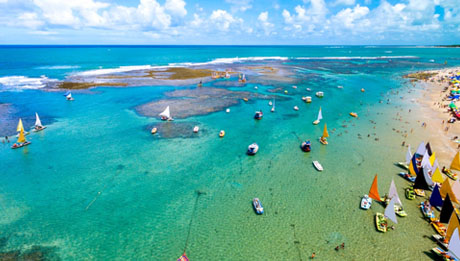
[406,67,460,167]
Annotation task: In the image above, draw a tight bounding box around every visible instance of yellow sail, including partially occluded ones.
[322,124,329,138]
[408,160,417,176]
[17,129,26,143]
[446,212,460,242]
[430,152,436,166]
[440,178,459,204]
[16,118,24,132]
[451,152,460,171]
[432,167,444,183]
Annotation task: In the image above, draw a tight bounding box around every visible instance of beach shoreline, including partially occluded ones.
[405,67,460,167]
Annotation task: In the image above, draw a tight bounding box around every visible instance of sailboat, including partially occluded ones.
[432,227,460,260]
[159,106,173,121]
[270,100,275,112]
[319,124,329,145]
[387,179,407,217]
[34,112,46,132]
[375,198,398,233]
[11,119,31,149]
[177,252,189,261]
[397,145,412,170]
[362,174,380,210]
[66,92,74,101]
[450,152,460,171]
[313,107,322,125]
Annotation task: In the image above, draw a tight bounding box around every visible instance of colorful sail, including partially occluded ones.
[16,118,24,132]
[35,112,43,127]
[322,124,329,138]
[384,197,398,224]
[426,142,433,156]
[448,228,460,260]
[447,212,460,242]
[388,179,402,206]
[432,167,444,183]
[413,167,431,190]
[430,184,444,208]
[452,181,460,202]
[177,253,189,261]
[368,174,381,201]
[405,145,412,164]
[430,152,436,166]
[440,194,454,223]
[408,154,419,176]
[451,152,460,171]
[17,129,26,143]
[440,178,460,204]
[415,141,426,156]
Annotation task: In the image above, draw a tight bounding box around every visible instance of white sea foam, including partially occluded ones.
[37,65,81,70]
[74,55,417,77]
[0,75,53,90]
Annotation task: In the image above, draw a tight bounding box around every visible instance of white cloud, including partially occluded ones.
[18,12,44,29]
[332,4,369,29]
[282,0,328,33]
[210,9,241,31]
[332,0,355,6]
[165,0,187,18]
[225,0,252,12]
[258,11,274,35]
[190,13,203,28]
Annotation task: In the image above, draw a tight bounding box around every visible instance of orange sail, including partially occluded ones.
[451,152,460,171]
[322,124,329,138]
[369,174,381,201]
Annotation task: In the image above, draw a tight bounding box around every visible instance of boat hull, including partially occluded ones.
[375,213,388,233]
[360,195,372,210]
[253,198,264,215]
[11,141,31,149]
[313,161,323,171]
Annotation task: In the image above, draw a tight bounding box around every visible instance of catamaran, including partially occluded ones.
[66,91,74,101]
[319,124,329,145]
[159,106,173,121]
[34,112,46,132]
[271,100,275,112]
[11,119,31,149]
[313,107,322,125]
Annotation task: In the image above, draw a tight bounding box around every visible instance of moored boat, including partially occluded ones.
[271,100,275,112]
[312,160,323,171]
[319,124,329,145]
[431,247,455,261]
[219,130,225,137]
[375,213,388,232]
[301,140,311,152]
[243,98,249,102]
[432,234,448,250]
[11,119,31,149]
[315,91,324,98]
[226,108,230,113]
[394,205,407,217]
[193,126,199,133]
[247,143,259,155]
[414,188,425,197]
[443,167,458,181]
[254,110,263,120]
[405,186,415,200]
[398,172,416,182]
[293,106,299,111]
[420,202,435,219]
[151,127,157,134]
[253,198,264,214]
[350,112,358,117]
[360,194,372,210]
[431,219,447,237]
[305,96,312,103]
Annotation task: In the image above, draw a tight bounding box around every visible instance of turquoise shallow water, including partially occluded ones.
[1,46,460,260]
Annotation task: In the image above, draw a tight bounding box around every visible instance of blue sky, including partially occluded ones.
[0,0,459,45]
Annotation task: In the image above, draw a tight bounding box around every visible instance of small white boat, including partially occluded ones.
[151,127,157,134]
[271,100,275,112]
[306,88,312,91]
[293,106,299,111]
[268,101,272,106]
[313,160,323,171]
[247,143,259,155]
[316,91,324,98]
[226,108,230,113]
[338,85,343,89]
[159,106,173,121]
[313,107,322,125]
[292,85,297,89]
[305,96,312,103]
[254,86,258,90]
[193,126,199,133]
[361,194,372,210]
[219,130,225,137]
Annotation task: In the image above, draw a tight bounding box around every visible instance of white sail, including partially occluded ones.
[432,159,439,173]
[66,93,72,99]
[35,112,43,127]
[448,228,460,260]
[384,197,398,224]
[423,167,434,187]
[388,179,402,206]
[159,106,171,119]
[421,151,432,169]
[405,145,412,164]
[415,141,426,156]
[317,107,323,121]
